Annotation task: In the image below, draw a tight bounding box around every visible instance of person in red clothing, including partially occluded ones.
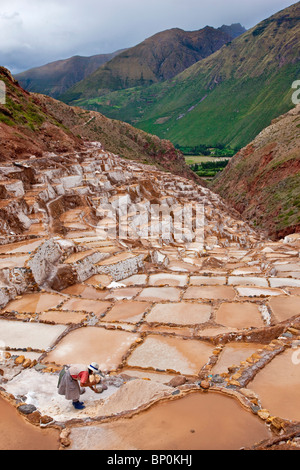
[69,364,91,386]
[58,362,101,410]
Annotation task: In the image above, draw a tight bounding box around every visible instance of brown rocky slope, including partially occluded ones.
[211,105,300,239]
[15,49,125,99]
[0,67,199,182]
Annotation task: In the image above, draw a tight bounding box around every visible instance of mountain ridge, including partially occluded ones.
[72,2,299,151]
[58,23,246,103]
[15,49,126,99]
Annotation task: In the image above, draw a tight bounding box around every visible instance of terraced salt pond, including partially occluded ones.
[249,348,300,422]
[268,296,300,322]
[211,342,266,375]
[61,284,109,299]
[2,293,65,314]
[67,392,272,450]
[183,286,236,301]
[44,327,140,371]
[0,149,300,450]
[148,273,189,287]
[145,302,212,325]
[0,320,66,351]
[103,301,151,323]
[0,397,60,450]
[136,287,182,302]
[60,298,111,316]
[215,302,265,329]
[127,335,215,375]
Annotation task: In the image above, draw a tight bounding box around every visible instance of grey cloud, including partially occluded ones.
[0,0,296,73]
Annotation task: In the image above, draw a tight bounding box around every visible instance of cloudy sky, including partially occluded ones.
[0,0,297,73]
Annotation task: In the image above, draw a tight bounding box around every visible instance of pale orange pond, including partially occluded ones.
[68,392,271,450]
[0,397,60,450]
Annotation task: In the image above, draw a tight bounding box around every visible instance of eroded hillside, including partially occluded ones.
[212,105,300,239]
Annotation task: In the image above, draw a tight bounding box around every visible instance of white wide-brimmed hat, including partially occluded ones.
[88,362,100,373]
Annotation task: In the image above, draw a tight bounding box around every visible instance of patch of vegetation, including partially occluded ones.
[191,159,230,178]
[252,19,272,37]
[252,16,300,37]
[0,107,14,126]
[255,173,300,232]
[0,74,70,132]
[176,143,238,157]
[0,91,46,130]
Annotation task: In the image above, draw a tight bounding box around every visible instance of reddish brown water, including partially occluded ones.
[137,287,181,302]
[68,392,271,450]
[148,273,188,287]
[104,301,151,323]
[61,284,108,299]
[215,302,264,329]
[60,298,111,316]
[0,254,29,269]
[64,249,95,264]
[212,342,265,375]
[249,349,300,421]
[0,397,60,450]
[268,295,300,322]
[3,293,65,314]
[146,302,212,325]
[183,286,236,301]
[39,310,87,324]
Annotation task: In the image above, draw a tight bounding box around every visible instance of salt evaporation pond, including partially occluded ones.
[183,286,236,301]
[2,293,65,314]
[211,342,266,375]
[103,301,151,323]
[0,320,67,351]
[215,302,264,329]
[67,392,271,450]
[145,302,212,325]
[0,397,60,450]
[127,335,214,375]
[249,348,300,422]
[44,326,139,370]
[268,295,300,322]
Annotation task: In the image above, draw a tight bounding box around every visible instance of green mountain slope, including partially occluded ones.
[60,24,245,103]
[15,50,125,99]
[73,2,300,150]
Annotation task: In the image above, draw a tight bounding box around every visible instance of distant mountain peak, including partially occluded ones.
[15,49,125,99]
[59,23,242,103]
[218,23,247,38]
[74,1,299,156]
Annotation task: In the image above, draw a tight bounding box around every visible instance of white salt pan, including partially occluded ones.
[0,320,66,351]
